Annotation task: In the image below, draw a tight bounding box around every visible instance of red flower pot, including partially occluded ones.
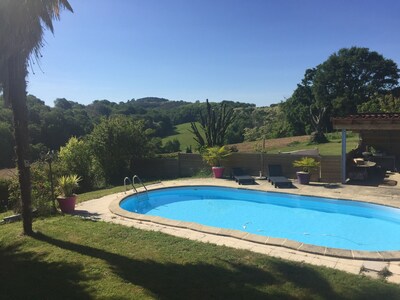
[212,167,225,178]
[57,195,77,213]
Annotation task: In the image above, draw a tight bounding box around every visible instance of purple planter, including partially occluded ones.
[296,171,311,185]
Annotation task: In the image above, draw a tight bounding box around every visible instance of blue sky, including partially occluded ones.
[27,0,400,107]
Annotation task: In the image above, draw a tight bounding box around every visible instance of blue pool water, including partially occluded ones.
[120,186,400,251]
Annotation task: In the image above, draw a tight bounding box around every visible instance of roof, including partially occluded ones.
[332,113,400,130]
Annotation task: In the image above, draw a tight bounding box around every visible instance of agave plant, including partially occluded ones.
[57,175,81,197]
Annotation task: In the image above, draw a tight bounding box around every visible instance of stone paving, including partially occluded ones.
[76,175,400,284]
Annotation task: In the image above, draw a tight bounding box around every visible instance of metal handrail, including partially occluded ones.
[124,177,138,194]
[132,175,148,192]
[124,175,148,197]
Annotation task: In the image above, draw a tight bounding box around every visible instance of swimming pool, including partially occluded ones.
[118,186,400,253]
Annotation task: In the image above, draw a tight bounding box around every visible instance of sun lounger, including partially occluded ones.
[267,164,284,181]
[267,164,292,188]
[232,168,255,185]
[268,176,292,188]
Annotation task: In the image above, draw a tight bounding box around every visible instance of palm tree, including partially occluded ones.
[0,0,72,235]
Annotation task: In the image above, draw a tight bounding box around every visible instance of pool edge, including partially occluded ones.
[109,185,400,262]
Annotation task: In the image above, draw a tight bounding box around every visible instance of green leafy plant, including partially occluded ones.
[293,157,320,173]
[57,175,81,197]
[201,146,231,167]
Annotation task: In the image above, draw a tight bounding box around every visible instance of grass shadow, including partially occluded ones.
[0,242,93,299]
[30,231,353,299]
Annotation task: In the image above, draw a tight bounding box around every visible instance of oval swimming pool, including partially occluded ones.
[119,186,400,251]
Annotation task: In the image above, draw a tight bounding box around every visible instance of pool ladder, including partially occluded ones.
[124,175,148,198]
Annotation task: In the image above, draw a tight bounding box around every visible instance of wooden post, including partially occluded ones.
[341,129,347,184]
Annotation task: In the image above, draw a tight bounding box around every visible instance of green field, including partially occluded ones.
[162,126,359,156]
[162,122,203,151]
[268,134,360,156]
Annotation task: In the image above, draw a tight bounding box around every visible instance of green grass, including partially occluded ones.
[162,122,203,151]
[77,185,128,203]
[1,216,399,299]
[77,181,159,203]
[268,135,360,156]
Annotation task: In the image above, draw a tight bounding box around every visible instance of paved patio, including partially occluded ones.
[76,175,400,284]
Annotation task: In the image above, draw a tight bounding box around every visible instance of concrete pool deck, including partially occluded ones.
[76,176,400,284]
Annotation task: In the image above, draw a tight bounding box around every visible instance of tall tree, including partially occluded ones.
[283,47,399,137]
[312,47,399,117]
[0,0,72,234]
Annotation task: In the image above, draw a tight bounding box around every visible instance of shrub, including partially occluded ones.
[59,137,99,191]
[88,116,154,184]
[8,163,56,215]
[163,139,180,153]
[0,178,11,211]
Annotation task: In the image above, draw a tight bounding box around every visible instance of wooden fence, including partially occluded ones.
[133,153,342,183]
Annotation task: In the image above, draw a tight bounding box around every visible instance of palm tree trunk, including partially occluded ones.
[7,54,33,235]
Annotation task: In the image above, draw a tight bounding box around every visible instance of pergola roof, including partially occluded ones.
[332,113,400,130]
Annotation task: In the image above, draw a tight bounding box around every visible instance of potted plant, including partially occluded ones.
[292,157,320,184]
[202,146,231,178]
[57,174,81,213]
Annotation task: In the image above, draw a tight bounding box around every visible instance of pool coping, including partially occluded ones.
[109,184,400,261]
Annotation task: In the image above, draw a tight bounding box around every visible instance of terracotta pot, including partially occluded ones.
[212,167,225,178]
[57,195,77,213]
[296,171,311,185]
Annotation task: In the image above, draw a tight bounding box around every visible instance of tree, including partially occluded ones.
[281,68,316,136]
[88,116,153,184]
[283,47,399,137]
[0,0,72,234]
[312,47,399,117]
[190,99,235,148]
[358,93,400,113]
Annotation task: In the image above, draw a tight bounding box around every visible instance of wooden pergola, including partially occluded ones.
[331,113,400,183]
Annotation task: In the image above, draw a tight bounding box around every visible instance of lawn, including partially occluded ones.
[1,216,400,299]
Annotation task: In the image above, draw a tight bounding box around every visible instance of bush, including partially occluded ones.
[8,163,57,216]
[59,137,100,192]
[163,139,180,153]
[0,178,11,211]
[88,116,154,184]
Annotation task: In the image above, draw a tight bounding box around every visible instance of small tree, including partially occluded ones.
[309,106,328,144]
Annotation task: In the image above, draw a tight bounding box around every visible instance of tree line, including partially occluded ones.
[2,46,400,169]
[0,95,258,168]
